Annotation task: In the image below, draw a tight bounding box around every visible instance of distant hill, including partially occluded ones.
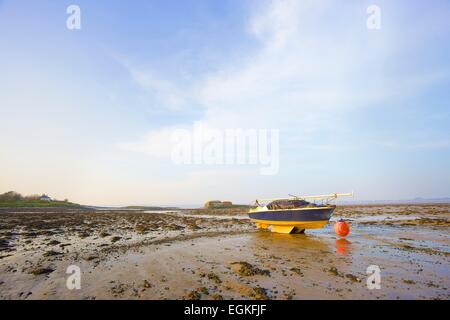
[0,191,80,208]
[0,200,81,208]
[411,197,450,203]
[339,197,450,205]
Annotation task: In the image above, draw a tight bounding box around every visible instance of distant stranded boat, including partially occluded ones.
[248,193,353,234]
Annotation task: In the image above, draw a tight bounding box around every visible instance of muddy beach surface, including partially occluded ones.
[0,204,449,300]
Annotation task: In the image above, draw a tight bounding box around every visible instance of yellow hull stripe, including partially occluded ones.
[250,219,329,229]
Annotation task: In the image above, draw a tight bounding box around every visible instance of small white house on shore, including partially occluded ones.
[40,194,52,202]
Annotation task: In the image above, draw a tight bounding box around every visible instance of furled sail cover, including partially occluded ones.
[267,199,317,210]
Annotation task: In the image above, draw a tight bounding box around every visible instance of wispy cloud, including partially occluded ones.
[379,140,450,151]
[121,0,446,152]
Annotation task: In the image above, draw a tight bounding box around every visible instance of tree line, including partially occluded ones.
[0,191,68,202]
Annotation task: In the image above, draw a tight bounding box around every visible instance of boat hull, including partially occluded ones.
[249,207,335,234]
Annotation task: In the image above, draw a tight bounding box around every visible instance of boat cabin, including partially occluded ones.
[266,199,317,210]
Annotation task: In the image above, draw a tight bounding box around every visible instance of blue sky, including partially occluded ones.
[1,0,449,206]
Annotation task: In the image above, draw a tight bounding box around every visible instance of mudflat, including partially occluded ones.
[0,204,449,300]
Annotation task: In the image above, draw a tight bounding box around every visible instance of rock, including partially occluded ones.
[99,231,110,238]
[47,240,61,246]
[0,239,10,248]
[43,250,63,257]
[345,274,361,282]
[143,280,152,288]
[290,267,304,276]
[328,267,341,276]
[211,293,223,300]
[111,283,126,296]
[83,254,99,261]
[111,236,122,243]
[251,287,269,300]
[168,224,185,231]
[186,290,201,300]
[207,273,222,284]
[134,225,148,234]
[29,267,54,275]
[187,223,201,230]
[230,262,270,277]
[198,287,209,295]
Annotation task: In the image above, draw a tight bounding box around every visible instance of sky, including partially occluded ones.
[1,0,449,206]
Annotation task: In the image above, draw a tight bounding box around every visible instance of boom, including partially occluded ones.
[255,192,353,203]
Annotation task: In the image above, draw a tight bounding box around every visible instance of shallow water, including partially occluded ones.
[333,215,421,223]
[148,210,249,220]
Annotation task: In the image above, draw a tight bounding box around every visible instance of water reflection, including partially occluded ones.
[248,230,331,253]
[335,238,352,256]
[246,230,355,259]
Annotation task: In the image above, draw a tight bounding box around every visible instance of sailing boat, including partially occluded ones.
[248,193,353,234]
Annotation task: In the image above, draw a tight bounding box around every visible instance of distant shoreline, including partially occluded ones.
[338,199,450,206]
[0,201,81,208]
[1,201,450,210]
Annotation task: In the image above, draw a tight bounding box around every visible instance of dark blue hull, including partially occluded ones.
[249,207,335,222]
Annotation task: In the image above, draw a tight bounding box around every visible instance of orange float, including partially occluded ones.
[334,219,350,238]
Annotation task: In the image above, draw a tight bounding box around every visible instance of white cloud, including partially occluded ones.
[117,127,175,158]
[129,67,192,111]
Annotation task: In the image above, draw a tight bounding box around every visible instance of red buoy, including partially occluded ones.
[334,219,350,238]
